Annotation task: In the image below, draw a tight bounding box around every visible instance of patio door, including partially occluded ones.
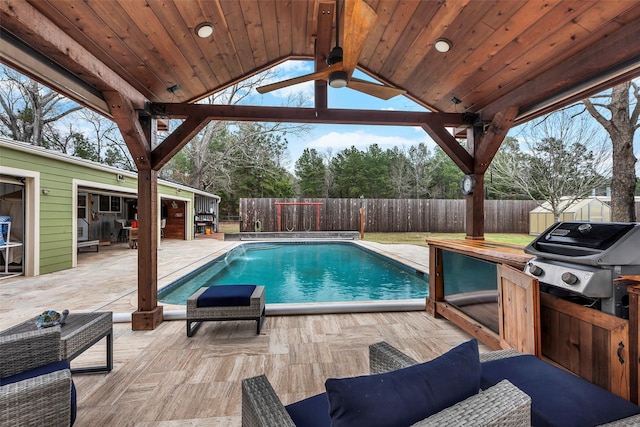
[77,193,89,241]
[497,263,541,356]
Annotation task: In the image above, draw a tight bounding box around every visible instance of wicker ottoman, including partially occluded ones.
[186,285,265,337]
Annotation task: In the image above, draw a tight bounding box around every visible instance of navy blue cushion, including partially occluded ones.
[481,355,640,427]
[1,359,76,426]
[285,392,331,427]
[325,339,480,427]
[197,284,256,307]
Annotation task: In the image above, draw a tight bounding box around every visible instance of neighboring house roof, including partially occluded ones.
[0,137,220,201]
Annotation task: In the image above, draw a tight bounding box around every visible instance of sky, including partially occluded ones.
[245,60,640,175]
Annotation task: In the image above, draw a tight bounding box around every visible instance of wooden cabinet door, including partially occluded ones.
[497,263,541,356]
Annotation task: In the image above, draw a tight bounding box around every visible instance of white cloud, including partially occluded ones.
[303,129,434,153]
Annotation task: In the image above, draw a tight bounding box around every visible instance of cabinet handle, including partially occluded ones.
[617,342,625,364]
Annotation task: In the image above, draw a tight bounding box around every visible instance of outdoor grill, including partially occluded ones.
[524,221,640,319]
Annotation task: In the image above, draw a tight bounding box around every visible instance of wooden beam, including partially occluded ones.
[474,106,518,173]
[151,114,210,171]
[155,103,464,127]
[0,0,147,112]
[421,115,474,174]
[103,91,151,170]
[314,1,335,110]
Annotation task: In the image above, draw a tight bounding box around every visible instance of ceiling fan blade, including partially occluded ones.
[341,0,377,76]
[347,77,406,100]
[256,66,338,94]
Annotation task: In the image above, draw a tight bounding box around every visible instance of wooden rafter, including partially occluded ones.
[314,1,335,109]
[0,0,147,113]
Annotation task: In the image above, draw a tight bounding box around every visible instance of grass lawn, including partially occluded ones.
[218,222,534,247]
[363,232,534,247]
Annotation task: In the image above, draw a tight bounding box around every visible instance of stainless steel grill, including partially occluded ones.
[524,222,640,318]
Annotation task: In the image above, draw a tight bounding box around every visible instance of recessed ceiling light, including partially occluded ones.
[434,38,452,53]
[196,22,214,38]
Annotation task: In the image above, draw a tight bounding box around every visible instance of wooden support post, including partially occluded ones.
[465,126,485,240]
[465,174,485,240]
[359,207,365,239]
[132,117,162,330]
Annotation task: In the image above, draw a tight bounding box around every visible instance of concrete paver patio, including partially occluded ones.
[0,238,481,426]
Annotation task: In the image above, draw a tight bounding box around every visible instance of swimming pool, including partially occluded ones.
[158,242,429,307]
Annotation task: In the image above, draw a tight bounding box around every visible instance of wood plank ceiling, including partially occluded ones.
[2,0,640,125]
[2,0,640,330]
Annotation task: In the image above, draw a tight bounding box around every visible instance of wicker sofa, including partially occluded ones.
[0,327,76,426]
[369,342,640,427]
[243,340,640,427]
[242,340,531,427]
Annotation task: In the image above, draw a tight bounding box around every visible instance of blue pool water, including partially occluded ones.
[158,242,429,305]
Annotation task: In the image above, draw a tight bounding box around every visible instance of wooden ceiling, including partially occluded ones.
[2,0,640,126]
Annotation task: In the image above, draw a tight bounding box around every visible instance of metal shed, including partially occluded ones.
[529,197,611,235]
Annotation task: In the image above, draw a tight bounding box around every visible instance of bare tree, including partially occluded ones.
[162,68,311,192]
[492,109,610,221]
[0,66,82,145]
[582,81,639,221]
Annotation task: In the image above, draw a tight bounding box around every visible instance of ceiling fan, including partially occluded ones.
[256,0,406,100]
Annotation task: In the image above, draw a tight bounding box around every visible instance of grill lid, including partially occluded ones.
[525,222,640,266]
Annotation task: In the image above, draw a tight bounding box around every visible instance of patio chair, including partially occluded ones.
[242,339,531,427]
[0,327,76,426]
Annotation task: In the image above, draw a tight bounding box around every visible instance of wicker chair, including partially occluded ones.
[241,343,531,427]
[0,327,74,426]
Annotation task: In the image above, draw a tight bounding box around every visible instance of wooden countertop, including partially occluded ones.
[426,238,533,268]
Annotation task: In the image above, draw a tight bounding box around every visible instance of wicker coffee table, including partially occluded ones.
[0,311,113,374]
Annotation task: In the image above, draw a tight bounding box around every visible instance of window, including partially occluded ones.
[99,195,122,213]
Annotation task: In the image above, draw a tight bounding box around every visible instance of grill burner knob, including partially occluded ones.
[528,264,544,276]
[561,272,579,285]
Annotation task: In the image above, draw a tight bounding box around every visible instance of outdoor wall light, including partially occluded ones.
[176,188,181,194]
[42,189,50,195]
[434,38,452,53]
[195,22,214,38]
[329,71,349,88]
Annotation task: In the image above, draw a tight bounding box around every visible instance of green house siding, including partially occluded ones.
[1,141,207,275]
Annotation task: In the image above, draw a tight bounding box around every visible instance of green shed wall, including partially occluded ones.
[0,143,196,275]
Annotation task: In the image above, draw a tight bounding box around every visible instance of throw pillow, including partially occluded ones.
[325,339,480,427]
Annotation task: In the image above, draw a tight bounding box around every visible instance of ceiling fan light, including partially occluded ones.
[434,38,452,53]
[329,71,349,88]
[195,22,214,38]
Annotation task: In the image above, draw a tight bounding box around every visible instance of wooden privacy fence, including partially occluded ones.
[240,198,539,234]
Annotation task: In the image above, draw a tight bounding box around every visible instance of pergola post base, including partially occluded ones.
[132,306,164,330]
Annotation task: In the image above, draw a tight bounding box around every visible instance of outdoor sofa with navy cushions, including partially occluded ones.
[368,341,640,427]
[242,339,531,427]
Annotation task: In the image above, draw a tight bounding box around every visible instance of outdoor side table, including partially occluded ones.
[0,311,113,374]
